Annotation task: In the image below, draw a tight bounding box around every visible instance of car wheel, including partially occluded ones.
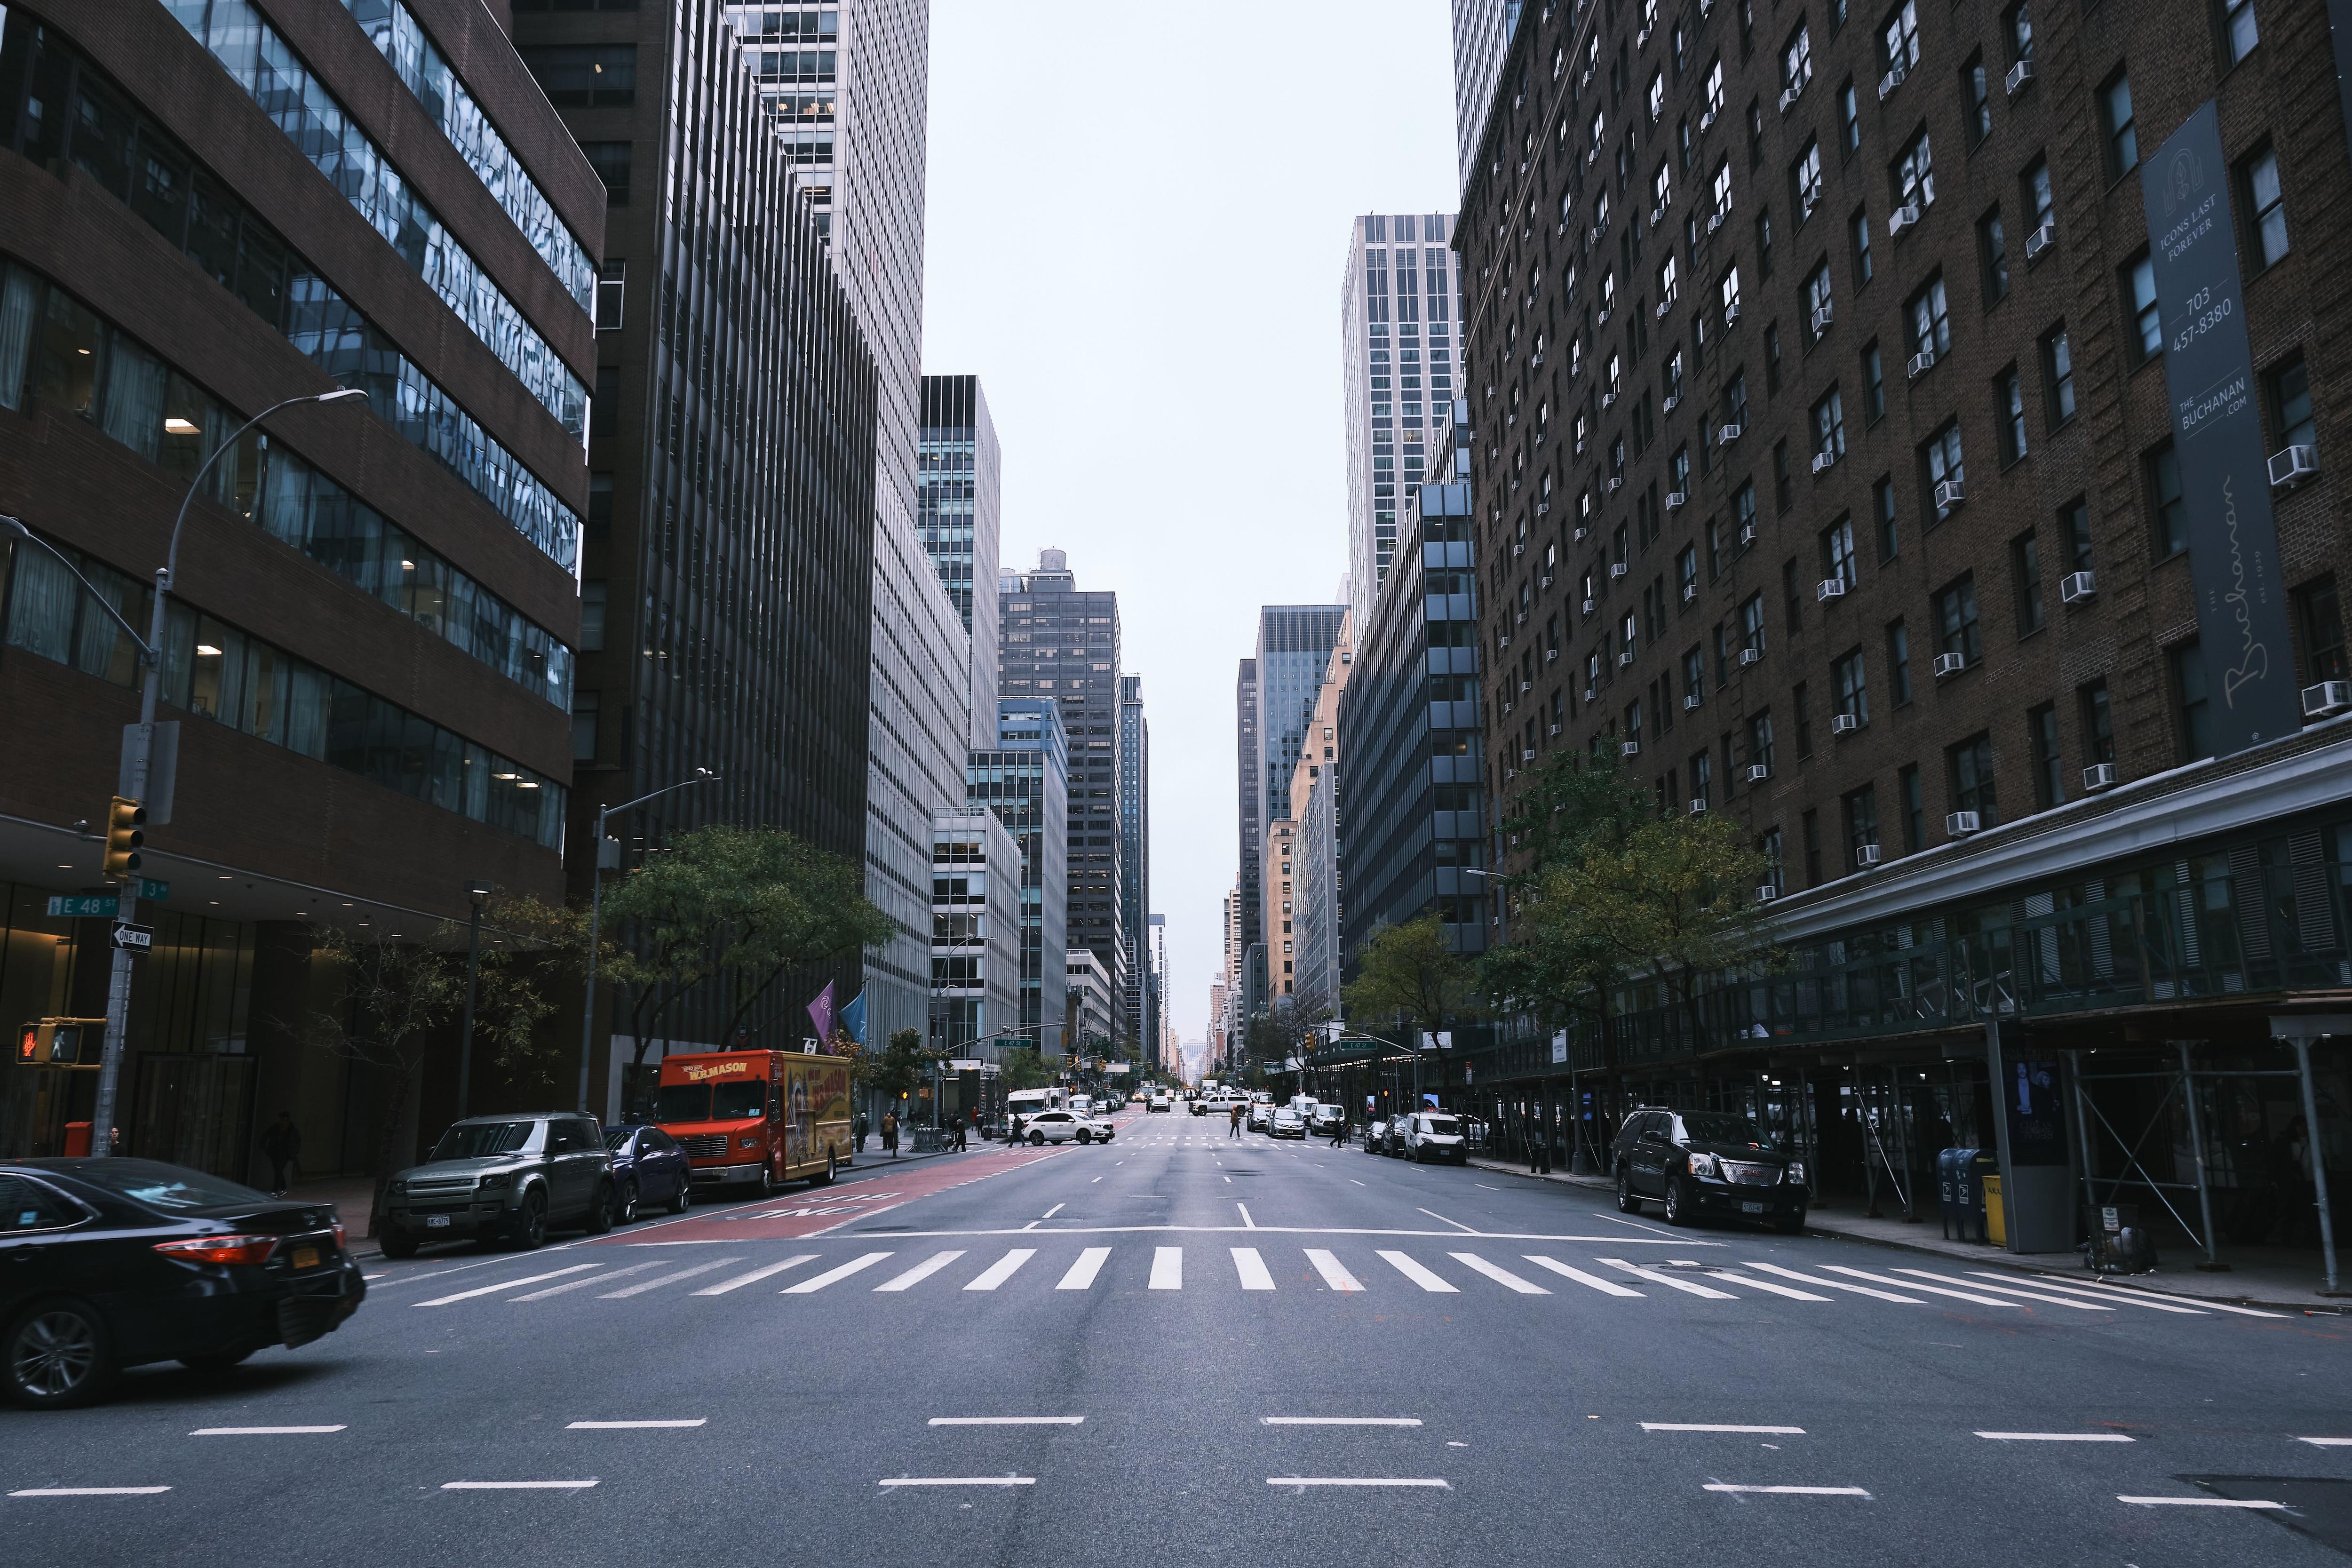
[1076,1129,1091,1145]
[178,1344,257,1374]
[1775,1208,1807,1235]
[378,1228,420,1259]
[4,1301,116,1410]
[584,1181,615,1235]
[1030,1130,1047,1147]
[1663,1176,1691,1227]
[670,1178,692,1216]
[510,1189,549,1250]
[1615,1166,1642,1215]
[615,1182,640,1226]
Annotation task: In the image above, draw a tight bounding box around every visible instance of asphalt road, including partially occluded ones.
[7,1107,2352,1568]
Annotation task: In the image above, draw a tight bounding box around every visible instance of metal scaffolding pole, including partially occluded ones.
[2173,1040,2225,1271]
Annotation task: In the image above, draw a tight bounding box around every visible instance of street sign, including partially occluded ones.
[141,878,170,901]
[47,895,120,918]
[111,923,154,952]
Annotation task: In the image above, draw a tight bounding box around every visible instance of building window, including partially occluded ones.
[1893,127,1936,212]
[1883,2,1922,77]
[580,580,608,650]
[1774,440,1794,512]
[1794,141,1825,221]
[580,142,632,206]
[2060,497,2094,575]
[1765,326,1784,393]
[1784,560,1804,636]
[1888,618,1913,703]
[2006,2,2035,62]
[1924,423,1966,520]
[2241,146,2289,269]
[2171,641,2215,760]
[1875,475,1899,560]
[1750,710,1777,775]
[571,690,599,762]
[1979,207,2009,304]
[2023,158,2054,236]
[1964,56,1993,144]
[1756,209,1777,279]
[1851,208,1875,284]
[2146,441,2189,558]
[2081,678,2116,764]
[2220,0,2260,65]
[2102,73,2138,179]
[519,44,638,106]
[1899,763,1925,851]
[1948,732,1999,827]
[1995,366,2028,464]
[1936,575,1982,665]
[1835,647,1870,722]
[1812,389,1847,464]
[1741,593,1768,655]
[1840,79,1862,154]
[1907,275,1951,361]
[2042,326,2076,427]
[2266,353,2314,451]
[595,259,626,331]
[1677,544,1699,602]
[1802,808,1823,883]
[2296,577,2346,681]
[1804,264,1834,344]
[2029,702,2065,808]
[1692,747,1714,807]
[1844,785,1880,867]
[1761,827,1786,893]
[2122,252,2161,366]
[1823,515,1859,588]
[1862,340,1886,422]
[2012,529,2046,635]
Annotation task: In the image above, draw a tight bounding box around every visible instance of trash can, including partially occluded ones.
[1975,1149,2006,1248]
[1938,1148,1983,1242]
[2083,1202,2160,1274]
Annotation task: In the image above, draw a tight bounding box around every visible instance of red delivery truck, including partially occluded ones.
[654,1050,851,1194]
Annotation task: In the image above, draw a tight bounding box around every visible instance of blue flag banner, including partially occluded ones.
[840,989,867,1047]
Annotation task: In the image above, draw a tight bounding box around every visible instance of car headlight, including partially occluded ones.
[388,1180,406,1195]
[1785,1161,1806,1184]
[477,1173,510,1190]
[1686,1152,1721,1178]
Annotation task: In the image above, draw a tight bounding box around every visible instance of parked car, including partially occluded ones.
[1246,1102,1272,1132]
[1306,1104,1344,1137]
[1269,1108,1307,1139]
[1363,1116,1391,1153]
[1381,1117,1414,1157]
[1148,1094,1172,1113]
[1402,1112,1468,1164]
[603,1124,693,1222]
[1609,1107,1807,1232]
[0,1158,365,1409]
[379,1113,616,1258]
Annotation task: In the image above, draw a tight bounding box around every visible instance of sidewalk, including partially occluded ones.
[1464,1154,2350,1314]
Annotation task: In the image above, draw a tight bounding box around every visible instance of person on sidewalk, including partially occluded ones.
[1529,1115,1551,1175]
[882,1111,899,1159]
[855,1110,869,1153]
[1228,1103,1243,1138]
[954,1114,969,1152]
[260,1111,302,1197]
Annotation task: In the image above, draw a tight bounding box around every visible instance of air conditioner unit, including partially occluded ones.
[1549,723,1563,736]
[1582,597,1597,613]
[2082,762,2120,792]
[1663,392,1680,414]
[1719,423,1743,445]
[1512,541,1524,557]
[1681,582,1698,604]
[1907,348,1937,380]
[1637,23,1653,49]
[1618,649,1637,668]
[1656,294,1673,318]
[2059,570,2096,605]
[1582,685,1598,700]
[1739,646,1763,668]
[1811,451,1838,475]
[1607,476,1625,493]
[1745,763,1771,784]
[1666,491,1688,510]
[1756,883,1780,902]
[2024,220,2055,261]
[1725,300,1742,326]
[1855,844,1883,866]
[1621,740,1641,757]
[2303,680,2352,718]
[1540,572,1556,589]
[1544,646,1559,662]
[1519,677,1533,692]
[1935,478,1967,509]
[1602,390,1618,410]
[1575,524,1591,541]
[1779,84,1803,114]
[1933,651,1968,679]
[1831,712,1859,735]
[1609,562,1629,579]
[2004,58,2034,96]
[1700,105,1719,132]
[1597,304,1611,325]
[1738,522,1757,548]
[1536,500,1551,515]
[1708,209,1727,234]
[1816,577,1847,601]
[1946,811,1982,836]
[1684,692,1703,711]
[1522,748,1537,763]
[1877,63,1906,101]
[2269,445,2320,490]
[1689,797,1709,814]
[1889,203,1922,237]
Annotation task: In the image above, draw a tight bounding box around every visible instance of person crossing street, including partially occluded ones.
[1228,1102,1243,1138]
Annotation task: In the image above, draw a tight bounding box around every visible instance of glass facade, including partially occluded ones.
[917,374,1001,743]
[969,700,1070,1051]
[1343,214,1461,635]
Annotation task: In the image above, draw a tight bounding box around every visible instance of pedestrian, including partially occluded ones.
[260,1110,302,1196]
[1327,1113,1347,1148]
[1530,1116,1551,1175]
[855,1110,869,1153]
[954,1114,969,1152]
[1228,1103,1242,1138]
[882,1110,899,1159]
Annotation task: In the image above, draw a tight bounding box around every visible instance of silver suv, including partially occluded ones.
[379,1114,615,1258]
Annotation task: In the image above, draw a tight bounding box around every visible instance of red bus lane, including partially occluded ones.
[587,1145,1067,1243]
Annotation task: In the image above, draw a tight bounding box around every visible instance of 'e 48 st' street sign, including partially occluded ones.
[2139,100,2301,756]
[46,881,172,918]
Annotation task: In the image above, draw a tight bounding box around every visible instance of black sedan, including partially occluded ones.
[603,1123,693,1221]
[0,1158,366,1409]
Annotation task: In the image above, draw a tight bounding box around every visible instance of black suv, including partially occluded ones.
[1609,1107,1806,1232]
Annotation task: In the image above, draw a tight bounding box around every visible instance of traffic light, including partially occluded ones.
[103,796,144,881]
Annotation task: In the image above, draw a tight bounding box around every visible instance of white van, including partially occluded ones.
[1004,1087,1065,1135]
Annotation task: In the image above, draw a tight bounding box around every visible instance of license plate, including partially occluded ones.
[1741,1202,1765,1214]
[290,1246,321,1270]
[425,1215,452,1228]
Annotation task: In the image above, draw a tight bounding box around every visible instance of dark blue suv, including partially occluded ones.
[603,1125,692,1223]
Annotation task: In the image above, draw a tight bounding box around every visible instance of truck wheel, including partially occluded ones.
[758,1164,778,1199]
[812,1149,836,1187]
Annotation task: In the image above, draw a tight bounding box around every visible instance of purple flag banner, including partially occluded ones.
[807,981,835,1043]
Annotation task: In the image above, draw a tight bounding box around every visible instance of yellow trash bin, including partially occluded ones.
[1981,1172,2006,1248]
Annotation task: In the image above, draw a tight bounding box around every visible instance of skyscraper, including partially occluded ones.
[919,374,1001,742]
[1252,606,1347,960]
[1118,674,1150,1049]
[1341,215,1462,634]
[1287,622,1354,1016]
[1450,0,1520,194]
[969,699,1068,1055]
[1234,658,1260,954]
[999,551,1128,1039]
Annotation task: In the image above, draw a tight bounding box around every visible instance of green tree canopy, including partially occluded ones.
[1342,912,1477,1040]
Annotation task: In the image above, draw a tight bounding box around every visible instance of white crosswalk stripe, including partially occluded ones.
[1522,1255,1645,1296]
[1304,1249,1364,1292]
[1447,1252,1548,1294]
[875,1251,965,1292]
[1599,1258,1738,1298]
[965,1250,1037,1290]
[1377,1250,1458,1293]
[1232,1247,1276,1290]
[512,1263,662,1301]
[782,1252,894,1293]
[1741,1261,1924,1303]
[1057,1248,1112,1289]
[1150,1247,1183,1289]
[599,1258,743,1298]
[695,1256,818,1295]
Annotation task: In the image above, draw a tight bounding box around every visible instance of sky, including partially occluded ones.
[922,0,1462,1050]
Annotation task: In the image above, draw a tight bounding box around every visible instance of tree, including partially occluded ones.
[993,1048,1054,1092]
[1343,913,1478,1040]
[857,1026,945,1109]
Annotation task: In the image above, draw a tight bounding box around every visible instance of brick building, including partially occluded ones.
[1456,0,2352,1269]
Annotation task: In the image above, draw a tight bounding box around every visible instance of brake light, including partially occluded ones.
[331,1218,347,1250]
[153,1234,280,1267]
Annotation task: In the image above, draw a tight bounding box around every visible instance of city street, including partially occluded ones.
[5,1108,2350,1568]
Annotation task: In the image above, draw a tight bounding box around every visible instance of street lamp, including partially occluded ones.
[13,386,368,1157]
[575,769,719,1116]
[456,882,494,1119]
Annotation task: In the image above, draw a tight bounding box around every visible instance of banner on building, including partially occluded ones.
[2139,100,2301,756]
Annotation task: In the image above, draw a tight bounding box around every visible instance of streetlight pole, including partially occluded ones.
[456,882,493,1119]
[15,387,368,1157]
[576,769,718,1117]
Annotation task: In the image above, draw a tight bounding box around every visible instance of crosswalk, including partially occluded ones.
[398,1246,2280,1324]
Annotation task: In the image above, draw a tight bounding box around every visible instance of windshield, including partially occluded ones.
[653,1084,711,1123]
[1422,1116,1460,1134]
[64,1159,267,1210]
[429,1122,539,1161]
[603,1129,636,1152]
[1679,1113,1768,1146]
[712,1081,768,1120]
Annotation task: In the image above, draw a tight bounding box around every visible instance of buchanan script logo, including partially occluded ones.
[2216,474,2271,714]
